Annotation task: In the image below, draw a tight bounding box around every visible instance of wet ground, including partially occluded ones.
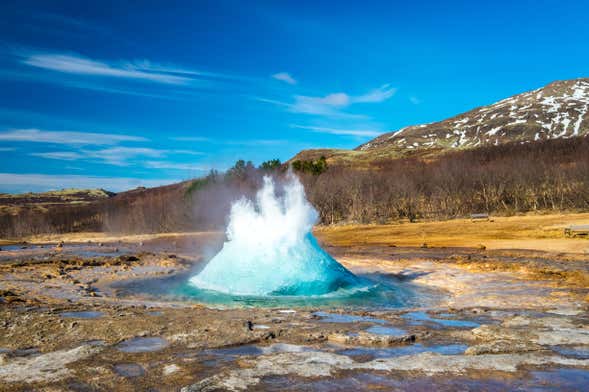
[0,234,588,391]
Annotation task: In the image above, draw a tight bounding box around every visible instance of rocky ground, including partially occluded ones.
[0,233,588,391]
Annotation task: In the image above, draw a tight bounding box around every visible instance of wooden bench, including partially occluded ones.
[564,225,589,238]
[470,213,489,221]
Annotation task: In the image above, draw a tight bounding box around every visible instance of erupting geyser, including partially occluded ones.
[189,174,362,296]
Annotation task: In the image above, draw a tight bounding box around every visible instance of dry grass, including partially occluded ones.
[24,231,221,245]
[13,212,589,254]
[314,212,589,254]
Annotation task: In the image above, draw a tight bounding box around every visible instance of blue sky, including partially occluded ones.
[0,0,587,193]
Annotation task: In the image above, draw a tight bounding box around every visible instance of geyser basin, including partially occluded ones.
[190,175,362,296]
[180,174,406,307]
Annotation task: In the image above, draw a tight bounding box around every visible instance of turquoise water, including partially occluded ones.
[115,260,430,308]
[172,275,409,308]
[189,233,362,297]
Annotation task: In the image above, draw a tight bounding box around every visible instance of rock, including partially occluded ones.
[328,332,416,346]
[0,353,9,365]
[261,331,276,340]
[0,345,101,383]
[465,340,543,355]
[0,289,17,297]
[181,351,589,391]
[119,255,139,262]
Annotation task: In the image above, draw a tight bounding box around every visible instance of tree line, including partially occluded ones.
[1,136,588,238]
[301,137,589,223]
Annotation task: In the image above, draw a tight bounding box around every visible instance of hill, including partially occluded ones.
[292,78,589,165]
[0,188,115,206]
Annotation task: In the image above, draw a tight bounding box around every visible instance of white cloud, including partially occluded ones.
[30,147,166,166]
[291,124,381,137]
[22,53,192,85]
[0,147,16,152]
[284,84,396,117]
[30,151,83,160]
[85,147,166,166]
[352,84,397,103]
[143,161,209,171]
[0,172,177,193]
[172,149,205,156]
[0,128,146,145]
[271,72,297,85]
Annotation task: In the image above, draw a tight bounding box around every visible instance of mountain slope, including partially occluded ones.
[357,78,589,153]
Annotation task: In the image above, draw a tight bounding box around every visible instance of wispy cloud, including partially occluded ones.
[30,151,83,160]
[271,72,297,85]
[0,128,146,145]
[254,96,363,119]
[85,147,166,166]
[31,147,166,166]
[173,149,205,156]
[169,136,287,146]
[409,96,422,105]
[291,124,381,137]
[291,93,352,116]
[21,53,192,85]
[0,147,16,152]
[143,161,209,171]
[0,172,177,193]
[258,84,396,118]
[352,84,397,103]
[169,136,212,142]
[31,146,207,168]
[1,49,257,100]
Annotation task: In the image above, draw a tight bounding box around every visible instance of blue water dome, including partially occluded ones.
[189,175,362,296]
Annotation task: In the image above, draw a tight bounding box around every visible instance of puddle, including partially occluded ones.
[114,363,145,377]
[59,311,104,319]
[260,368,589,391]
[206,343,314,357]
[147,311,163,316]
[337,343,468,359]
[116,337,169,353]
[401,311,480,328]
[525,368,589,390]
[312,311,387,324]
[364,325,407,336]
[551,345,589,359]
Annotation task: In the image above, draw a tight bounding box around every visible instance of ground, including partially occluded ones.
[0,213,588,391]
